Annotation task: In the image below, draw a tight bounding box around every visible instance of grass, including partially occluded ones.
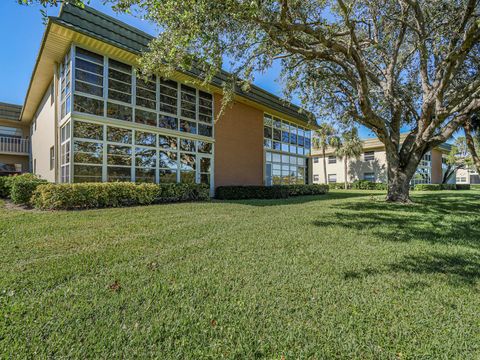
[1,190,480,358]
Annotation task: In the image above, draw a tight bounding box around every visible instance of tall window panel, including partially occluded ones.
[72,121,103,182]
[263,113,311,185]
[60,121,71,183]
[73,48,104,117]
[107,59,133,122]
[60,51,72,119]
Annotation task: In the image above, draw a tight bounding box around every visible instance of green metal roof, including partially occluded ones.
[0,102,22,121]
[54,4,314,126]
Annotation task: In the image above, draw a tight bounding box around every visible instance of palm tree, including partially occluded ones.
[336,128,363,189]
[313,123,340,184]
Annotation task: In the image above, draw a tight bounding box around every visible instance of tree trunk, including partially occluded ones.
[385,150,421,203]
[344,157,348,190]
[322,147,328,184]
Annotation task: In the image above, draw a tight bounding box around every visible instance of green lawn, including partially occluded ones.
[1,190,479,358]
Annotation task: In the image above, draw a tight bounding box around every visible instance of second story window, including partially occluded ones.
[364,151,375,161]
[313,157,319,163]
[328,156,336,164]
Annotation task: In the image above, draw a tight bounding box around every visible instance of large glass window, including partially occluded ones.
[71,47,213,139]
[70,120,212,186]
[263,113,311,185]
[60,121,71,183]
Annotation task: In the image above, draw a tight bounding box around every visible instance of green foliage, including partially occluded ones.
[215,186,289,200]
[351,180,387,190]
[0,176,12,198]
[215,184,329,200]
[328,182,349,190]
[32,182,209,210]
[456,184,471,190]
[471,184,480,190]
[414,184,442,191]
[8,174,47,205]
[284,184,329,196]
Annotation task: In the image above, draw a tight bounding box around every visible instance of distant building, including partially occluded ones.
[311,136,452,185]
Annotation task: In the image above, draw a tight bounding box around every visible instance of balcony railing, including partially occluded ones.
[0,137,29,154]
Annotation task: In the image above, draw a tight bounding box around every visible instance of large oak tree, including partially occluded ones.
[24,0,480,201]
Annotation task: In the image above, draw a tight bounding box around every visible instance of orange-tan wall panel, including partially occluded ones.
[431,149,443,184]
[214,94,264,187]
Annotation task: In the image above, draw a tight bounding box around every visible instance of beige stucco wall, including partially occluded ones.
[312,149,387,184]
[30,82,56,182]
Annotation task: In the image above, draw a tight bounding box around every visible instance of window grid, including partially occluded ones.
[71,46,214,139]
[71,119,213,185]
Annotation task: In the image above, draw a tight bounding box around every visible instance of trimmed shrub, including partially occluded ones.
[285,184,329,196]
[32,182,210,210]
[455,184,471,190]
[328,182,349,190]
[440,184,456,190]
[471,184,480,190]
[215,184,328,200]
[414,184,442,191]
[9,174,47,205]
[351,180,387,190]
[215,186,289,200]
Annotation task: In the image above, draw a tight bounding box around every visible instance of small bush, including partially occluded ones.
[215,186,289,200]
[32,182,210,210]
[8,174,47,205]
[0,176,12,198]
[351,180,387,190]
[455,184,471,190]
[328,182,349,190]
[414,184,442,191]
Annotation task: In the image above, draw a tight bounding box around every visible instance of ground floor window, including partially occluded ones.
[363,172,375,182]
[264,151,307,185]
[328,174,337,183]
[70,118,213,187]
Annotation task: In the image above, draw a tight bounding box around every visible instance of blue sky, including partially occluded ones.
[0,0,377,138]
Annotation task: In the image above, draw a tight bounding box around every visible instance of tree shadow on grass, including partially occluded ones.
[344,252,480,287]
[312,192,480,249]
[214,190,381,207]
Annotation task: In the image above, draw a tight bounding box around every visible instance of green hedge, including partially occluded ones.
[215,184,328,200]
[32,182,210,210]
[328,182,349,190]
[351,180,387,190]
[471,184,480,190]
[285,184,329,196]
[215,186,289,200]
[8,174,47,205]
[413,184,468,191]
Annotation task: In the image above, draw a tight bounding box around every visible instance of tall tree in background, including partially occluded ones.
[464,115,480,175]
[442,137,470,184]
[335,128,363,189]
[21,0,480,202]
[313,123,340,184]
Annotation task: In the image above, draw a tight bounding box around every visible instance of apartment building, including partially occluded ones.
[7,4,315,191]
[455,167,480,184]
[0,103,30,175]
[311,137,452,185]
